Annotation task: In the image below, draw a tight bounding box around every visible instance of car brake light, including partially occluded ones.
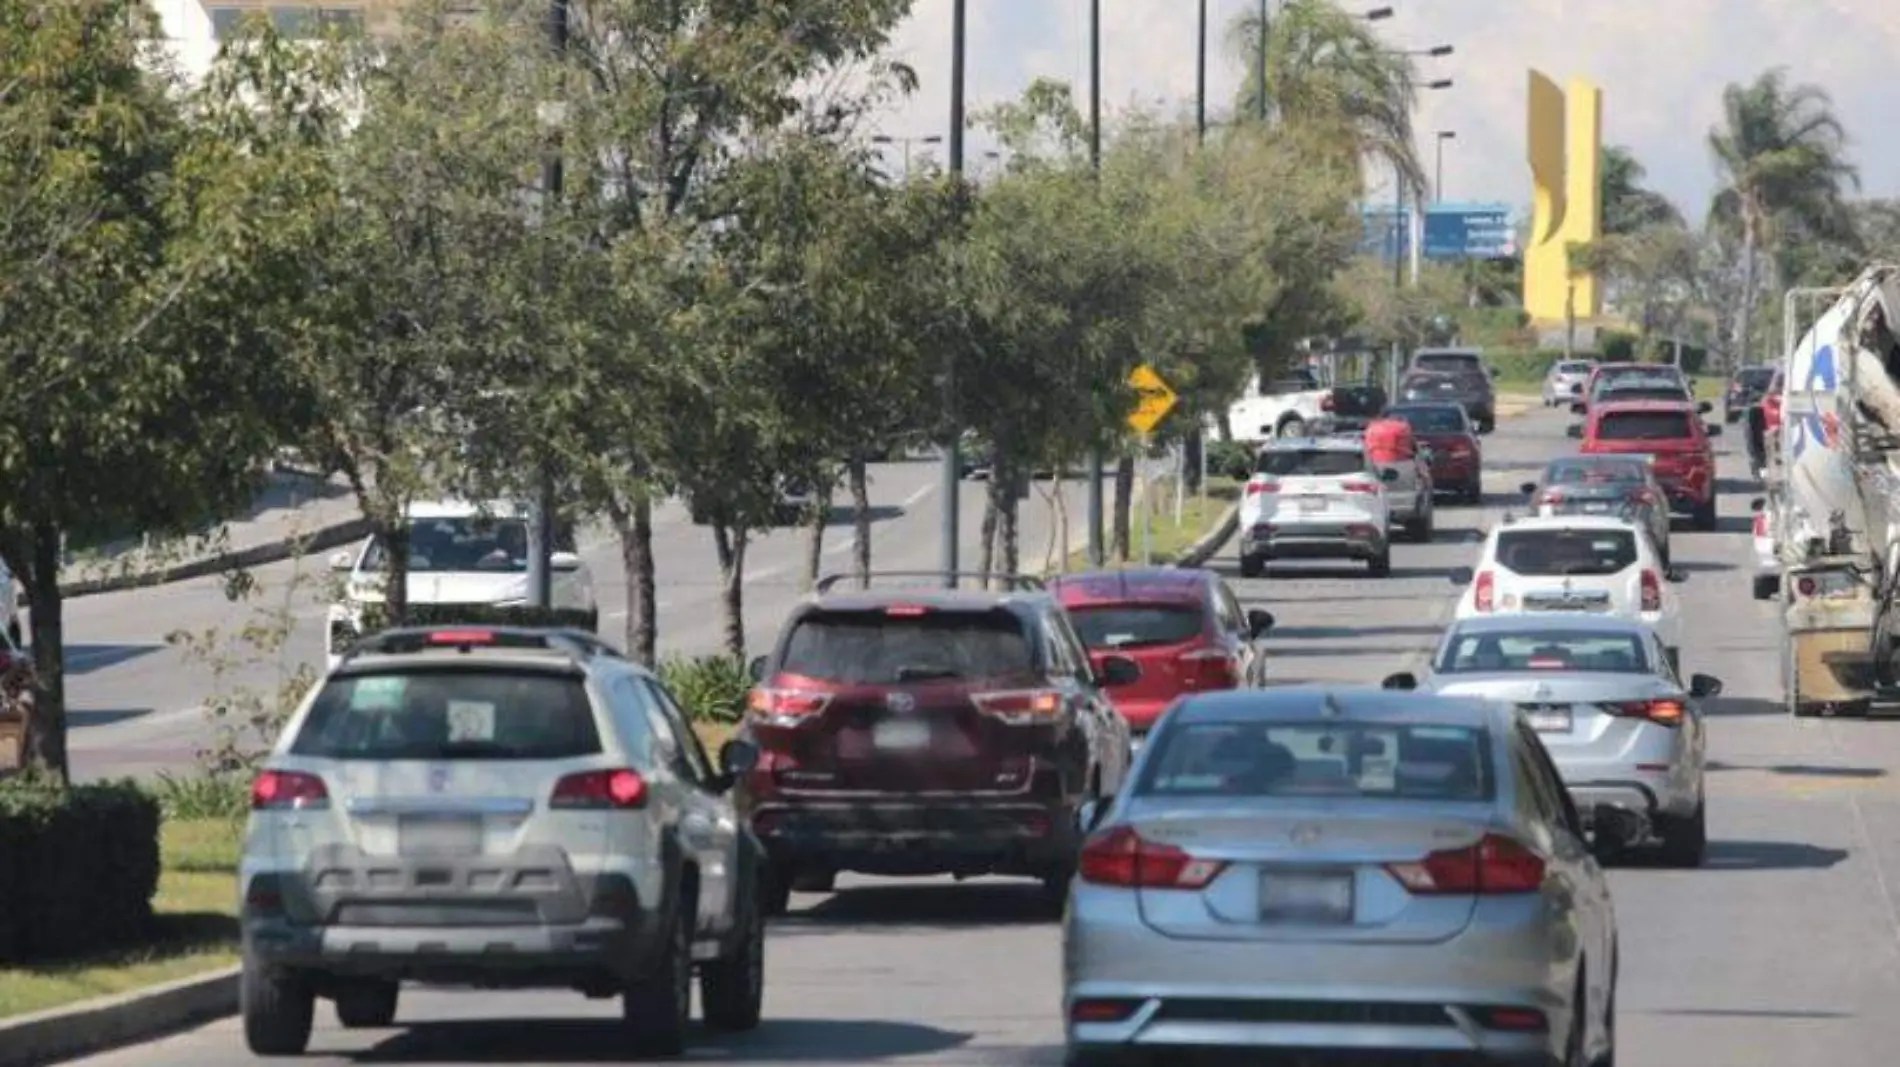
[972,688,1064,724]
[1640,569,1662,612]
[252,770,329,810]
[1341,481,1378,494]
[1178,647,1239,689]
[1445,439,1474,455]
[747,688,832,726]
[1473,570,1495,612]
[886,604,928,616]
[1079,825,1226,888]
[1537,490,1563,505]
[1320,393,1335,411]
[427,629,494,645]
[1605,699,1685,726]
[1246,480,1281,496]
[550,768,648,809]
[1385,833,1544,894]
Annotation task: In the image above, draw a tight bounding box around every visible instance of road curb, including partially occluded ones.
[50,517,369,601]
[0,965,238,1067]
[1171,502,1239,568]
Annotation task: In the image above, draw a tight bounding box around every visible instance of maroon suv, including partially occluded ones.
[741,576,1139,913]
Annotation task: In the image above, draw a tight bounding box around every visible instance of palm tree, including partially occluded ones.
[1707,68,1859,364]
[1601,145,1682,236]
[1227,0,1424,195]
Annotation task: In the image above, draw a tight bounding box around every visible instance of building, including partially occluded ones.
[150,1,403,81]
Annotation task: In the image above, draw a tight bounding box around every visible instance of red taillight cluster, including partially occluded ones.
[1246,480,1281,496]
[1604,699,1685,726]
[971,688,1064,724]
[1079,826,1227,888]
[1178,647,1239,690]
[252,770,329,810]
[748,687,832,726]
[1764,394,1784,429]
[1535,490,1563,506]
[1640,569,1662,612]
[550,769,648,809]
[1473,570,1496,612]
[1340,481,1379,495]
[1384,833,1546,894]
[1442,438,1475,456]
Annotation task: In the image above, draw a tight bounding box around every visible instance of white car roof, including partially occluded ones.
[1492,514,1644,533]
[406,499,529,521]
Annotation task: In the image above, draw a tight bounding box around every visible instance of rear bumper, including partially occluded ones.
[1241,522,1386,561]
[1109,697,1173,732]
[1427,458,1478,486]
[751,798,1077,877]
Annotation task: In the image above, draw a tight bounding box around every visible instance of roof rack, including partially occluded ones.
[340,626,626,664]
[813,571,1046,594]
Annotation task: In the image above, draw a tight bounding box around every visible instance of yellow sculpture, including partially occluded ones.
[1524,71,1603,326]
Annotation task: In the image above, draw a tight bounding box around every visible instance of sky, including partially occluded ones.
[868,0,1900,220]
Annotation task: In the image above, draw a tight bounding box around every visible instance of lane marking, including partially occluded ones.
[902,485,933,508]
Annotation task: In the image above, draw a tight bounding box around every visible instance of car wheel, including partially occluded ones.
[1655,799,1707,869]
[1463,480,1484,506]
[1065,1045,1150,1067]
[333,979,398,1029]
[622,893,692,1057]
[759,863,792,917]
[1691,498,1718,531]
[1367,549,1392,578]
[1277,416,1306,439]
[1752,574,1777,600]
[241,952,314,1056]
[790,869,836,893]
[1238,553,1265,579]
[700,878,765,1032]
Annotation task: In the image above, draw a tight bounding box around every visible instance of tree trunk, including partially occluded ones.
[1000,468,1021,580]
[710,522,748,659]
[803,484,831,591]
[373,508,411,628]
[1111,455,1135,560]
[22,523,67,780]
[1183,431,1204,492]
[977,475,1000,587]
[1733,212,1761,371]
[848,455,872,588]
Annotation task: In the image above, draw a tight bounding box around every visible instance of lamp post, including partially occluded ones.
[939,0,965,586]
[528,0,569,611]
[1434,130,1456,201]
[1084,0,1105,566]
[1196,0,1207,141]
[871,134,942,180]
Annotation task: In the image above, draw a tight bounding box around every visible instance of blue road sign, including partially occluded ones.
[1359,202,1518,261]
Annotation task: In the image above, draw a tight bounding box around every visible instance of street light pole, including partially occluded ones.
[1084,0,1105,567]
[1196,0,1207,142]
[529,0,568,611]
[940,0,965,587]
[1434,130,1456,202]
[1254,0,1268,122]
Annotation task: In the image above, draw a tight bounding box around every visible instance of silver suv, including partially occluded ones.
[238,627,766,1057]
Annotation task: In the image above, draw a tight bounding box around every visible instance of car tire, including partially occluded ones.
[333,979,399,1029]
[1405,508,1432,543]
[1655,799,1707,869]
[1065,1045,1149,1067]
[1239,553,1265,579]
[1462,480,1484,506]
[240,952,314,1056]
[1277,416,1307,439]
[790,869,836,893]
[700,880,764,1032]
[759,864,792,917]
[1367,549,1392,578]
[621,893,693,1058]
[1752,574,1777,600]
[1691,498,1718,531]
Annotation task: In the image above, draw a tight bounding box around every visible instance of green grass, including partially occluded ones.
[0,819,243,1020]
[1494,374,1724,403]
[1054,477,1242,574]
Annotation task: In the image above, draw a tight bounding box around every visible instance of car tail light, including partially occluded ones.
[1070,998,1143,1023]
[1473,570,1495,612]
[1536,490,1563,505]
[252,770,329,810]
[1341,481,1378,494]
[1444,438,1474,456]
[1246,480,1281,496]
[1321,393,1335,411]
[1605,699,1685,726]
[1753,510,1769,537]
[972,688,1064,724]
[426,629,495,645]
[1385,833,1545,894]
[1764,393,1783,428]
[747,688,832,726]
[1178,647,1239,689]
[1640,569,1662,612]
[1469,1006,1549,1032]
[550,769,648,809]
[1078,825,1226,888]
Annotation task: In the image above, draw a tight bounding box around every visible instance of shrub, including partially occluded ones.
[1600,330,1639,363]
[0,777,161,963]
[658,655,752,724]
[357,603,599,636]
[1488,348,1573,382]
[151,770,251,821]
[1206,440,1256,481]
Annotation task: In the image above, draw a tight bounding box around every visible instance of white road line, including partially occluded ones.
[902,485,933,508]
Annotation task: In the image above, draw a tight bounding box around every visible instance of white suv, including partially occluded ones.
[1238,437,1396,577]
[239,627,765,1057]
[326,500,598,665]
[1448,513,1689,670]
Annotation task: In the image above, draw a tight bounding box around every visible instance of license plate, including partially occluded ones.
[398,816,482,856]
[873,719,931,750]
[1581,502,1608,512]
[1258,871,1353,923]
[1298,497,1324,513]
[1522,705,1573,732]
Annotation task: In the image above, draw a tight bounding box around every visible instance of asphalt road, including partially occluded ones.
[65,461,1095,780]
[61,406,1900,1065]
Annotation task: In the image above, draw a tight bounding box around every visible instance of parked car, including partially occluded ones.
[1386,614,1722,867]
[1217,369,1333,443]
[1570,399,1722,530]
[1724,365,1777,422]
[1520,454,1673,564]
[1400,360,1497,432]
[238,626,767,1057]
[1541,359,1596,406]
[1048,567,1274,740]
[1239,436,1398,578]
[1383,401,1484,504]
[1063,686,1619,1067]
[1450,512,1689,672]
[1316,380,1388,433]
[741,573,1137,910]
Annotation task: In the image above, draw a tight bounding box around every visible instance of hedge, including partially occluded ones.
[657,655,752,724]
[0,777,161,963]
[355,602,599,638]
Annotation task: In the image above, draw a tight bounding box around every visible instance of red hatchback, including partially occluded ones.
[1578,399,1723,529]
[1048,567,1274,735]
[1382,401,1484,504]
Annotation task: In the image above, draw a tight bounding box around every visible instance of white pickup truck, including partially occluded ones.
[1216,369,1335,444]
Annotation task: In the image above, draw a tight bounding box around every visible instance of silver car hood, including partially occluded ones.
[1423,671,1680,702]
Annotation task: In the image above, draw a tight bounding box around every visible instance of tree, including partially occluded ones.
[1571,225,1707,343]
[1601,145,1683,236]
[1707,68,1859,365]
[0,1,302,777]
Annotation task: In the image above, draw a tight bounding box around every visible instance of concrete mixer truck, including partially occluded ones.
[1762,264,1900,716]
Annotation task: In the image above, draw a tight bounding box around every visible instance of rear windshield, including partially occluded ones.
[1139,720,1495,802]
[1595,411,1694,441]
[1413,353,1481,373]
[1555,361,1592,373]
[1737,368,1774,385]
[1066,605,1205,650]
[1256,448,1366,476]
[777,608,1034,684]
[1438,629,1650,673]
[1495,528,1639,576]
[1546,459,1647,486]
[1387,406,1465,433]
[1602,387,1689,405]
[1401,375,1464,397]
[291,670,601,760]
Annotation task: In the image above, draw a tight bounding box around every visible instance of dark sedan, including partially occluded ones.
[1519,453,1673,563]
[1725,365,1776,423]
[1383,401,1483,504]
[1396,370,1495,432]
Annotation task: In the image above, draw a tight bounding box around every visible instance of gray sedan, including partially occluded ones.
[1520,453,1673,565]
[1062,687,1618,1066]
[1385,614,1722,867]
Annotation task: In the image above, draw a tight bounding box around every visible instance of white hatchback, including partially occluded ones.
[1448,514,1689,671]
[1237,437,1395,578]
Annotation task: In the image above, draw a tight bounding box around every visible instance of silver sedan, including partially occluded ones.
[1062,687,1618,1066]
[1385,613,1722,867]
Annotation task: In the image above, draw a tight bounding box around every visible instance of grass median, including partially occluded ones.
[1056,476,1241,574]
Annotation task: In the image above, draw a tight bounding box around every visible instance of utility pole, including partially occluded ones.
[939,0,965,586]
[1085,0,1105,567]
[1255,0,1269,121]
[1196,0,1208,141]
[528,0,568,611]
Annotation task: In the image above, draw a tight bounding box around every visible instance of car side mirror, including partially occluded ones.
[1569,383,1583,395]
[1705,424,1723,436]
[718,738,759,776]
[1750,496,1766,513]
[1246,609,1276,636]
[1666,566,1688,583]
[1099,654,1142,687]
[329,549,355,572]
[1448,566,1474,586]
[1569,402,1587,415]
[1519,481,1537,496]
[1565,424,1583,438]
[1697,401,1713,414]
[747,655,768,682]
[550,551,583,572]
[1689,673,1723,698]
[1379,467,1400,483]
[1382,672,1418,691]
